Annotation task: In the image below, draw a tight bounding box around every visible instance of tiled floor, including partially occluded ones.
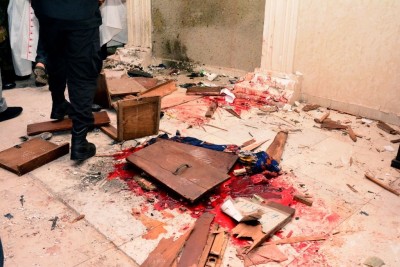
[0,73,399,266]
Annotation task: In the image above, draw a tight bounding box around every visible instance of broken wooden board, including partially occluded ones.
[314,111,330,123]
[117,96,161,141]
[377,121,399,135]
[198,224,219,267]
[106,76,147,96]
[141,228,193,267]
[229,198,295,252]
[27,111,110,136]
[186,86,224,96]
[132,77,159,89]
[266,131,288,163]
[139,80,177,98]
[293,194,313,206]
[302,104,320,111]
[347,126,357,142]
[205,102,218,118]
[365,172,400,196]
[177,213,215,267]
[94,71,112,108]
[321,119,347,130]
[127,139,235,202]
[99,124,118,140]
[0,138,69,176]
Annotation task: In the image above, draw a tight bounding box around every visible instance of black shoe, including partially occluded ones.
[2,82,16,90]
[70,127,96,161]
[50,101,72,120]
[0,107,23,122]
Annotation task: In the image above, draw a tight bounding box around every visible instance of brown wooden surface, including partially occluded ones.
[210,230,227,256]
[302,104,320,111]
[377,121,398,135]
[117,96,161,141]
[314,111,330,123]
[94,71,112,108]
[0,138,69,176]
[132,77,159,89]
[140,80,177,98]
[177,212,215,267]
[186,86,224,96]
[27,111,110,136]
[391,138,400,144]
[100,125,118,140]
[242,139,268,152]
[141,228,192,267]
[127,139,233,202]
[205,102,218,118]
[347,126,357,142]
[266,131,288,163]
[106,76,147,96]
[293,194,313,206]
[321,119,347,130]
[198,224,219,267]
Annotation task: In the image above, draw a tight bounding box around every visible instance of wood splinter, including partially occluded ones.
[364,172,399,196]
[293,194,313,206]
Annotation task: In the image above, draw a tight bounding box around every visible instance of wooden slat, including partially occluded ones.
[100,125,118,140]
[186,86,224,96]
[27,111,110,136]
[198,224,219,267]
[302,104,320,111]
[177,213,215,267]
[377,121,399,135]
[0,138,69,176]
[205,102,218,118]
[266,131,288,163]
[132,77,159,89]
[126,139,231,202]
[106,76,147,96]
[321,119,347,130]
[347,126,357,142]
[139,80,177,98]
[117,96,161,141]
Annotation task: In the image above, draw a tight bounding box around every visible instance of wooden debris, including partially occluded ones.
[364,172,399,196]
[207,231,229,267]
[198,224,219,267]
[132,77,159,89]
[141,228,193,267]
[266,131,288,163]
[314,111,330,123]
[127,139,237,202]
[27,111,110,136]
[186,86,224,96]
[321,119,347,130]
[346,184,358,193]
[100,124,118,140]
[71,214,85,223]
[204,124,228,132]
[347,126,357,142]
[390,138,400,144]
[177,213,215,267]
[224,107,241,119]
[0,138,69,176]
[377,121,399,135]
[241,139,268,151]
[106,76,147,96]
[302,104,320,112]
[205,102,218,118]
[241,139,256,148]
[139,80,177,98]
[94,71,112,108]
[293,194,313,206]
[133,213,167,240]
[265,234,328,245]
[133,175,157,191]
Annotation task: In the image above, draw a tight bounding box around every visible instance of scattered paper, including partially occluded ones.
[221,88,236,104]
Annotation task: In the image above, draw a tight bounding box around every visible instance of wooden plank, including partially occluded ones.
[205,102,218,118]
[391,138,400,144]
[302,104,320,111]
[347,126,357,142]
[0,138,69,176]
[106,76,147,96]
[117,96,161,141]
[241,139,268,152]
[178,213,215,267]
[126,139,232,202]
[100,125,118,140]
[314,111,330,123]
[139,80,177,98]
[364,172,400,196]
[27,111,110,136]
[293,194,313,206]
[132,77,159,89]
[321,119,347,130]
[377,121,399,135]
[141,228,193,267]
[198,224,219,267]
[94,71,112,108]
[266,131,288,163]
[210,230,227,256]
[186,86,224,96]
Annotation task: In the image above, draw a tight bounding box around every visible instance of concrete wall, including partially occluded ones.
[294,0,400,122]
[151,0,265,71]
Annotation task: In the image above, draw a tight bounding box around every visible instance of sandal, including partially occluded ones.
[33,65,48,86]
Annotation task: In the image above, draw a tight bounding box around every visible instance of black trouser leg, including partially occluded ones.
[35,36,48,66]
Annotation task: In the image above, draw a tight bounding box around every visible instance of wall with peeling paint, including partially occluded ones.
[151,0,265,71]
[294,0,400,120]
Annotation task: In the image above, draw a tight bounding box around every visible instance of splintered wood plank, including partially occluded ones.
[302,104,320,111]
[132,77,159,89]
[139,80,177,98]
[117,96,161,141]
[141,228,193,267]
[0,138,69,176]
[266,131,288,163]
[27,111,110,136]
[205,102,218,118]
[321,119,347,130]
[126,139,231,202]
[106,76,147,96]
[347,126,357,142]
[186,86,224,96]
[94,71,112,108]
[100,125,118,140]
[377,121,399,135]
[198,224,219,267]
[177,213,215,267]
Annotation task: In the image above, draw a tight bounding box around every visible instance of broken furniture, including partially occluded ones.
[186,86,225,96]
[127,139,238,202]
[27,111,110,136]
[0,138,69,176]
[100,96,161,141]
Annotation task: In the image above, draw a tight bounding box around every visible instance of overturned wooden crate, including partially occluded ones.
[101,96,161,141]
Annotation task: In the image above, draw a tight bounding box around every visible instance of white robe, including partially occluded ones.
[8,0,39,76]
[100,0,127,46]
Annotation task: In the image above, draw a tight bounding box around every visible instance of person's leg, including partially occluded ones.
[66,26,102,160]
[0,0,16,90]
[0,237,4,267]
[36,19,70,119]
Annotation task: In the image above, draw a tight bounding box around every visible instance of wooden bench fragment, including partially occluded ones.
[0,138,69,176]
[266,131,288,163]
[205,102,218,118]
[27,111,110,136]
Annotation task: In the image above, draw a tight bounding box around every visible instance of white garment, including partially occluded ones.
[8,0,39,76]
[100,0,127,46]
